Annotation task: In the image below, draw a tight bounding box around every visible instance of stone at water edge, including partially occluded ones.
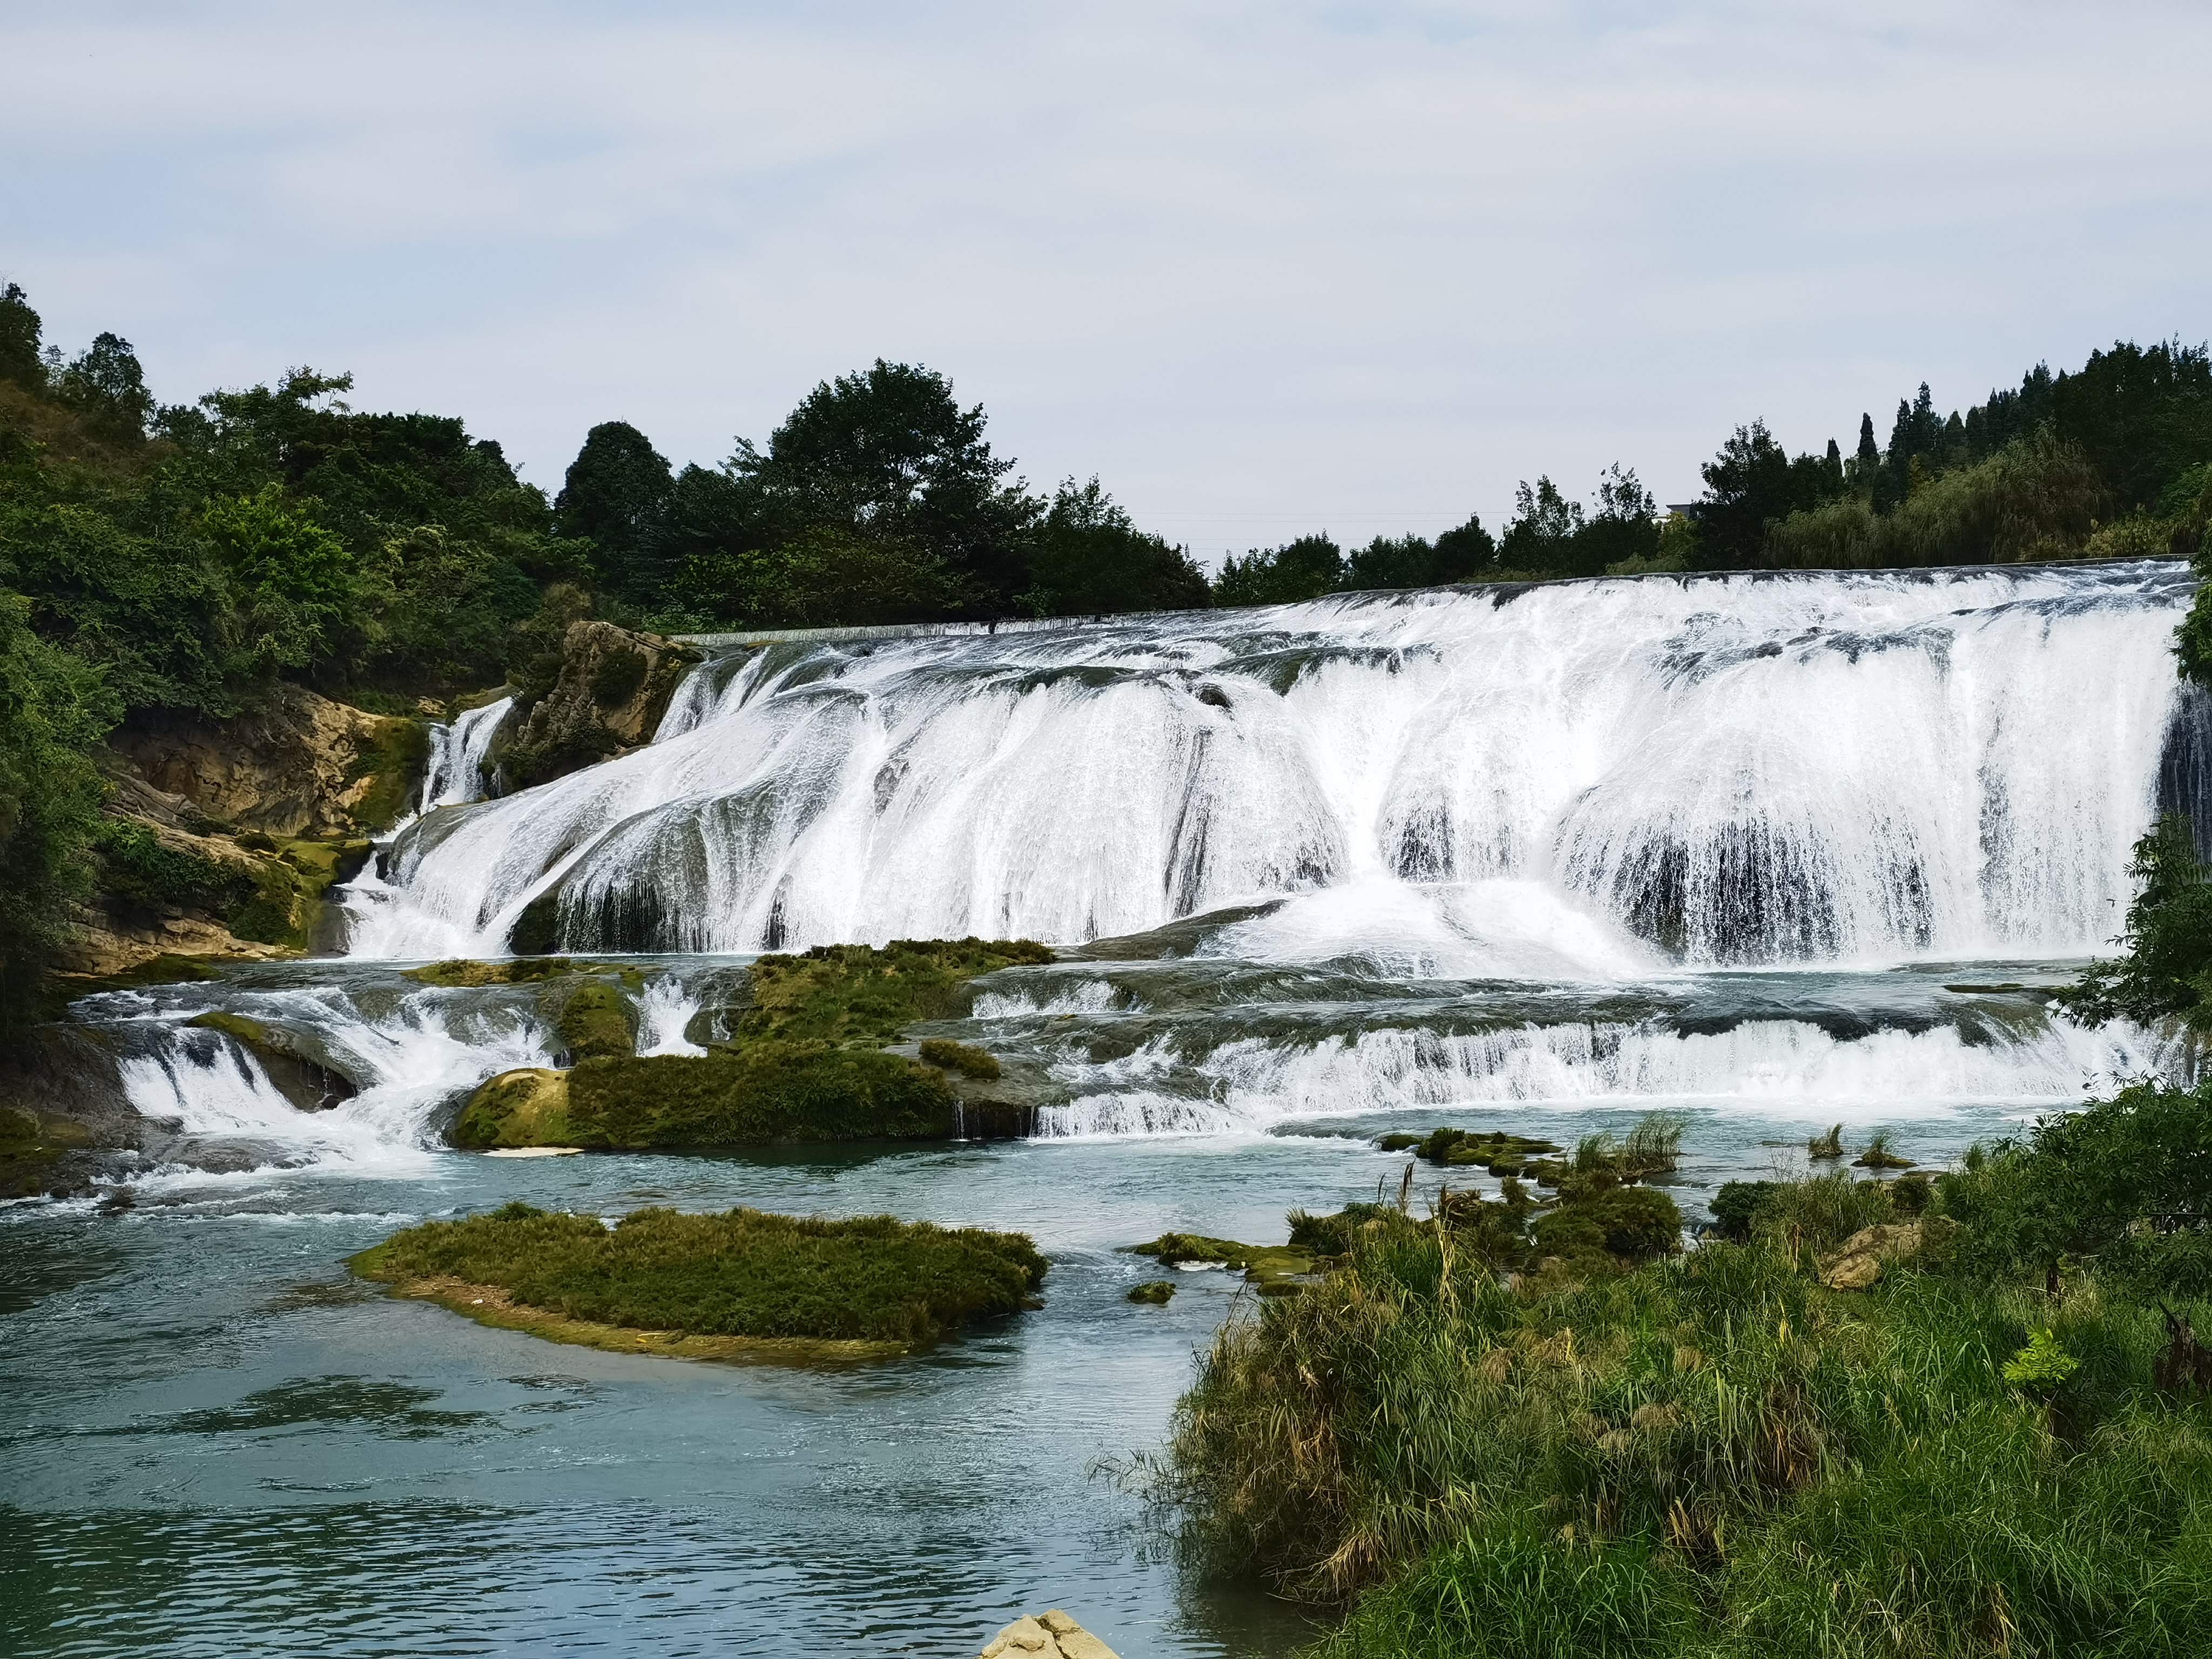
[977,1609,1121,1659]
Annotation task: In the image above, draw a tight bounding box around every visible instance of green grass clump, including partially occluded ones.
[1154,1080,2212,1656]
[918,1037,1001,1079]
[557,1042,955,1150]
[739,939,1054,1048]
[1131,1231,1315,1290]
[350,1201,1046,1344]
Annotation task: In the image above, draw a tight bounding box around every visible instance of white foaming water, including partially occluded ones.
[118,992,555,1177]
[342,563,2195,969]
[1033,1012,2170,1138]
[635,977,708,1057]
[419,697,514,812]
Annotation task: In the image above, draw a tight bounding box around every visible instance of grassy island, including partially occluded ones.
[350,1201,1048,1357]
[1154,1082,2212,1658]
[451,937,1051,1150]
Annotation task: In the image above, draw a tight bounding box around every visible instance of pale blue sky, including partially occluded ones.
[4,1,2207,561]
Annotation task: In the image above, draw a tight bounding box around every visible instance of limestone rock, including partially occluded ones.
[978,1610,1120,1659]
[111,682,429,839]
[1819,1220,1924,1290]
[494,621,697,791]
[454,1068,574,1149]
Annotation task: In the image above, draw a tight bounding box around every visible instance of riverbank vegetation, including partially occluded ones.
[1152,1080,2212,1657]
[350,1200,1048,1351]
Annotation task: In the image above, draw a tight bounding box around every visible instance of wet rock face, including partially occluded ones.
[493,620,697,792]
[111,683,428,839]
[978,1610,1121,1659]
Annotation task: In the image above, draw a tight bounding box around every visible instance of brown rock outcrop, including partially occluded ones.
[978,1610,1121,1659]
[494,620,697,791]
[110,682,428,838]
[1818,1221,1923,1290]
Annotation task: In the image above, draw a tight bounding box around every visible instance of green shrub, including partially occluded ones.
[350,1201,1046,1344]
[1709,1180,1779,1242]
[1532,1186,1682,1266]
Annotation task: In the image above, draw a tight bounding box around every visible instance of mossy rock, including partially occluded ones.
[185,1011,356,1110]
[458,1043,960,1151]
[1128,1280,1177,1304]
[0,1105,90,1199]
[1129,1231,1314,1289]
[346,717,431,833]
[739,939,1055,1048]
[1384,1126,1563,1171]
[454,1069,576,1149]
[349,1201,1047,1350]
[556,982,636,1062]
[402,956,617,988]
[917,1037,1001,1080]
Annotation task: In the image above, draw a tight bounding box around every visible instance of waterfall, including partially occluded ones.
[343,562,2199,970]
[106,986,557,1176]
[418,696,514,812]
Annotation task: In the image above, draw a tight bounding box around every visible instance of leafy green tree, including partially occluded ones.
[0,499,235,713]
[0,284,43,390]
[2049,339,2212,516]
[1340,515,1497,590]
[1575,464,1660,574]
[2056,815,2212,1034]
[673,523,969,629]
[1212,534,1343,606]
[1431,513,1498,579]
[53,333,154,440]
[1498,476,1582,572]
[1687,421,1844,569]
[1849,413,1880,497]
[1017,478,1210,616]
[555,422,675,603]
[0,591,117,1036]
[201,485,353,676]
[734,361,1037,612]
[350,524,544,686]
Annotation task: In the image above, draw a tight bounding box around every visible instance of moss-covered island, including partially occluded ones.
[453,938,1053,1151]
[349,1201,1048,1360]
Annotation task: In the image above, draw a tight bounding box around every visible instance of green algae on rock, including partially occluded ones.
[451,939,1053,1150]
[349,1201,1047,1353]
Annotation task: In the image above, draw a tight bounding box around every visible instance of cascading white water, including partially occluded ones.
[635,977,707,1057]
[418,696,514,812]
[114,989,557,1176]
[343,563,2197,969]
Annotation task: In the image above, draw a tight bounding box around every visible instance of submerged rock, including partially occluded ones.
[978,1610,1121,1659]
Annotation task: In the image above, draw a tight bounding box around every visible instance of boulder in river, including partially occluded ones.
[977,1610,1120,1659]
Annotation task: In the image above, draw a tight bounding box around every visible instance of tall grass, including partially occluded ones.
[1158,1202,2212,1655]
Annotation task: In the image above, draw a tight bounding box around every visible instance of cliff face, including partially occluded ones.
[491,620,696,792]
[110,683,428,839]
[60,686,423,977]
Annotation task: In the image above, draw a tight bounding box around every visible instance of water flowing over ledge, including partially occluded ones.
[341,562,2202,969]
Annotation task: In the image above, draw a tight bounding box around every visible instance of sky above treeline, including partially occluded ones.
[4,1,2209,562]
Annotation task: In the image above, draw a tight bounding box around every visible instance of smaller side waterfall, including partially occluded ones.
[420,697,514,811]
